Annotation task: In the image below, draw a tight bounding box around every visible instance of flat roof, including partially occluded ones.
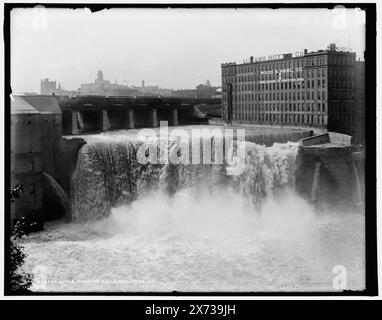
[222,49,356,67]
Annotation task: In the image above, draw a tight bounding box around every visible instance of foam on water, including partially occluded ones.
[72,137,300,221]
[19,131,365,292]
[20,193,365,292]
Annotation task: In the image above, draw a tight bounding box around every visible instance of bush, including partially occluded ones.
[9,185,34,293]
[10,241,33,292]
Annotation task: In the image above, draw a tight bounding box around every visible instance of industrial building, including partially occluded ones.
[221,44,365,144]
[11,95,63,223]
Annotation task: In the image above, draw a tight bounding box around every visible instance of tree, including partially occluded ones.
[9,185,34,293]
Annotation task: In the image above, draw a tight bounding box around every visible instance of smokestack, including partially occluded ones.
[329,43,336,52]
[250,56,254,63]
[142,80,145,88]
[304,49,307,55]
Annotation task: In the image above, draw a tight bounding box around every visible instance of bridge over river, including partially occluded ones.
[55,95,220,134]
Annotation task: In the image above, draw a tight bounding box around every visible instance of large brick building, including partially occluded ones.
[221,44,365,144]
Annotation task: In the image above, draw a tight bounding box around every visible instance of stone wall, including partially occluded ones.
[295,145,365,211]
[11,113,43,222]
[246,130,312,147]
[300,133,330,146]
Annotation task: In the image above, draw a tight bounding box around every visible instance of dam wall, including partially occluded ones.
[10,95,62,225]
[10,99,363,224]
[245,130,311,146]
[296,144,365,211]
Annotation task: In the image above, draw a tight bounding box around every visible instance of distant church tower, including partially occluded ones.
[96,70,104,84]
[40,78,57,95]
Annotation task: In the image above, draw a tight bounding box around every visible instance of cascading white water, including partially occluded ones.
[20,128,365,292]
[351,160,363,206]
[310,162,321,202]
[71,136,299,222]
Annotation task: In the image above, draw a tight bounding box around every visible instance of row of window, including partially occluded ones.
[232,112,327,126]
[235,59,304,74]
[330,101,354,112]
[224,68,353,85]
[233,102,327,113]
[329,113,354,127]
[329,79,354,88]
[233,79,327,91]
[224,54,354,76]
[306,56,328,67]
[256,71,302,81]
[330,69,354,77]
[233,68,327,82]
[328,55,354,66]
[329,91,354,100]
[223,78,352,95]
[232,90,327,102]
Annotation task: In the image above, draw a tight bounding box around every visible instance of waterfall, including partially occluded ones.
[351,160,363,206]
[72,137,166,221]
[77,112,84,130]
[310,161,321,202]
[72,135,299,222]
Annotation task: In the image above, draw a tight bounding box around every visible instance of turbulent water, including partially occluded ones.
[20,129,365,292]
[71,135,298,222]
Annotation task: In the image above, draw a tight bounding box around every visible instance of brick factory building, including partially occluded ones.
[221,44,365,144]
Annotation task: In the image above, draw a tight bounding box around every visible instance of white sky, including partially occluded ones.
[11,7,365,93]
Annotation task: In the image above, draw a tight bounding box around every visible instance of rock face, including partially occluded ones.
[295,145,365,211]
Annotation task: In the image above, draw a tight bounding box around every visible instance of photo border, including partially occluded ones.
[3,2,377,296]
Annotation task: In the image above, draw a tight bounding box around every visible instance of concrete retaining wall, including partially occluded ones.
[11,113,43,222]
[296,145,365,211]
[300,133,330,146]
[246,130,312,147]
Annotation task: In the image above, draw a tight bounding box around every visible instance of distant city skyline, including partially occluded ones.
[11,7,365,93]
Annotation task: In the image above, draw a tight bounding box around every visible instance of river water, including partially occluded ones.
[19,127,365,292]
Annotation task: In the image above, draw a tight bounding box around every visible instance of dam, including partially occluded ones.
[11,96,365,292]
